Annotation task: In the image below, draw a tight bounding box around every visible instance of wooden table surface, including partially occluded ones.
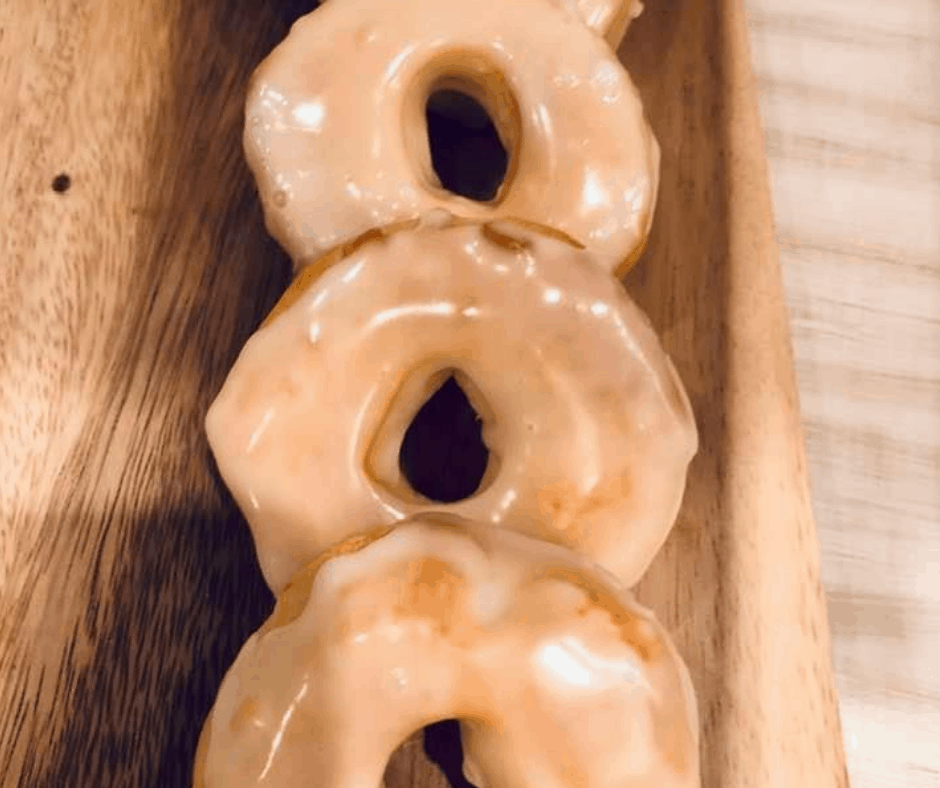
[746,0,940,785]
[2,0,933,785]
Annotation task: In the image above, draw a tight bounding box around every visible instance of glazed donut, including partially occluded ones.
[192,514,700,788]
[206,217,697,594]
[244,0,659,274]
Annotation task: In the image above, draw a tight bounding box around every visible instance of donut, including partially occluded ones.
[206,217,697,594]
[192,514,700,788]
[244,0,659,274]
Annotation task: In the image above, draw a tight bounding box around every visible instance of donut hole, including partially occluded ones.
[399,375,490,503]
[423,719,480,788]
[384,721,480,788]
[425,89,509,202]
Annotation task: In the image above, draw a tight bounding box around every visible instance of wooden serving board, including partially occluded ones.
[0,0,848,786]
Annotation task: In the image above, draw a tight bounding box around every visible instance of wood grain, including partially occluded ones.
[745,1,940,785]
[0,0,302,783]
[0,0,847,786]
[621,2,846,785]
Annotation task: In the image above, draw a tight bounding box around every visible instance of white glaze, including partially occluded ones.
[243,0,659,274]
[194,514,700,788]
[206,219,697,594]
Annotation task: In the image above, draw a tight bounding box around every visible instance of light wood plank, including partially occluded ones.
[747,0,940,784]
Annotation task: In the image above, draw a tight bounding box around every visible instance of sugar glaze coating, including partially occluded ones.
[197,0,702,782]
[206,218,697,594]
[244,0,658,274]
[193,514,699,788]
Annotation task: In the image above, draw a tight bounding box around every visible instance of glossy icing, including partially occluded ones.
[243,0,659,274]
[206,218,697,594]
[197,0,702,781]
[193,514,699,788]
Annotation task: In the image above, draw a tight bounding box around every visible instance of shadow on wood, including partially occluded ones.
[1,0,300,784]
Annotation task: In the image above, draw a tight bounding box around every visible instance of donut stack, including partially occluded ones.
[195,1,701,786]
